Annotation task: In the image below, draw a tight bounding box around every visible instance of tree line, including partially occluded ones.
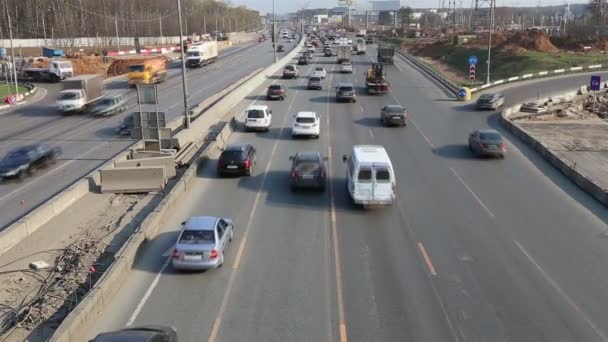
[0,0,262,40]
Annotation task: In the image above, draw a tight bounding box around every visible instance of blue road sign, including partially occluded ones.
[469,55,478,65]
[458,89,467,98]
[590,75,601,91]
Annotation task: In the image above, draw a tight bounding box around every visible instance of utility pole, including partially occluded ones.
[486,0,495,84]
[42,15,47,41]
[177,0,190,128]
[5,2,17,96]
[159,16,163,44]
[272,0,277,63]
[114,16,120,49]
[203,15,206,34]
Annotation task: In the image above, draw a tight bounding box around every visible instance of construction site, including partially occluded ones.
[353,0,608,84]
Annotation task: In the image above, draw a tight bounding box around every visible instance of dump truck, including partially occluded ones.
[56,74,103,114]
[377,45,394,64]
[186,41,219,68]
[365,63,390,95]
[336,45,351,64]
[21,60,74,83]
[128,57,168,86]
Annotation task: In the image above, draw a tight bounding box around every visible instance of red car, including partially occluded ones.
[266,83,287,100]
[258,36,266,42]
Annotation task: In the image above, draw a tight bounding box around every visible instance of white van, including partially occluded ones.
[342,145,396,206]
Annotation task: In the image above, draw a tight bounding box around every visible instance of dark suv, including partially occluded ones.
[336,83,356,103]
[266,83,287,100]
[298,56,309,65]
[217,144,257,177]
[289,151,328,191]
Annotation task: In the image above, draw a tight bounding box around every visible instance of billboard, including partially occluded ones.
[339,0,356,5]
[370,0,401,11]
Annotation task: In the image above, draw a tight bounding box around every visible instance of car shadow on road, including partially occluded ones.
[244,94,268,101]
[485,112,608,227]
[354,117,384,128]
[308,96,331,103]
[236,170,355,212]
[451,103,481,112]
[433,144,478,160]
[15,105,62,117]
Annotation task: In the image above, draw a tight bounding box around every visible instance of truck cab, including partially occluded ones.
[128,58,167,86]
[186,41,219,68]
[56,74,103,114]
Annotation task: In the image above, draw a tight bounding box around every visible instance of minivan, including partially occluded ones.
[342,145,396,207]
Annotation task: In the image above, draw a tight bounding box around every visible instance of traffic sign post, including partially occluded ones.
[590,75,601,91]
[590,75,601,113]
[468,55,478,66]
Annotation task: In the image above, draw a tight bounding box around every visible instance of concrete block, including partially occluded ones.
[115,155,177,179]
[0,221,28,255]
[100,167,165,193]
[52,180,89,214]
[130,150,174,160]
[22,203,56,237]
[579,85,589,95]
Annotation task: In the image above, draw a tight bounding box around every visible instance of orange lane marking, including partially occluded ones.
[417,242,438,276]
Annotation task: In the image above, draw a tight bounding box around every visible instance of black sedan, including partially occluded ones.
[89,325,177,342]
[468,129,506,158]
[217,144,257,177]
[289,151,328,191]
[0,144,61,180]
[380,105,407,126]
[298,56,309,65]
[277,44,285,52]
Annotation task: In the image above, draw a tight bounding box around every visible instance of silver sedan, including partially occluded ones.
[171,216,234,270]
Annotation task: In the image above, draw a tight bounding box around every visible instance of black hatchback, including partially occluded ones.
[217,144,257,177]
[289,151,328,191]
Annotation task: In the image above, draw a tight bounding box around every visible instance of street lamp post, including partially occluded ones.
[176,0,190,128]
[486,0,495,84]
[272,0,277,63]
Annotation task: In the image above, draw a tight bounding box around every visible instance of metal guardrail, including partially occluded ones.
[380,38,608,95]
[391,47,460,95]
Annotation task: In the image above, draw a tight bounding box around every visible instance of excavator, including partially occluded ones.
[365,63,390,95]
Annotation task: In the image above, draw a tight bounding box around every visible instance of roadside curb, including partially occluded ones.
[500,89,608,207]
[381,39,608,95]
[49,33,304,342]
[0,82,38,110]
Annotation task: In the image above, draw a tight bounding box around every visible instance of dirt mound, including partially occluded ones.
[106,55,169,77]
[70,55,110,76]
[501,30,559,53]
[466,31,509,46]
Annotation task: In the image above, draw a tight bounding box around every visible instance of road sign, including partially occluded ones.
[590,75,601,91]
[469,55,478,65]
[469,65,476,80]
[458,89,467,97]
[7,95,16,104]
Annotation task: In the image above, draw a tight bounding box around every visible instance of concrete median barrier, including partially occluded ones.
[115,155,177,179]
[501,94,608,207]
[50,33,301,342]
[100,167,166,194]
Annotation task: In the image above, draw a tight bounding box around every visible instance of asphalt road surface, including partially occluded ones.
[85,45,608,342]
[0,38,295,229]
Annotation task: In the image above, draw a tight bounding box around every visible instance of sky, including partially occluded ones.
[231,0,588,14]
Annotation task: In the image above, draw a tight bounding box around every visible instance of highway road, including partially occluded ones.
[0,38,295,229]
[86,44,608,342]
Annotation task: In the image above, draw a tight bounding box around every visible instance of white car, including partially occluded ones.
[244,105,272,132]
[340,63,353,73]
[347,39,353,44]
[288,38,294,43]
[312,67,326,79]
[292,111,320,139]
